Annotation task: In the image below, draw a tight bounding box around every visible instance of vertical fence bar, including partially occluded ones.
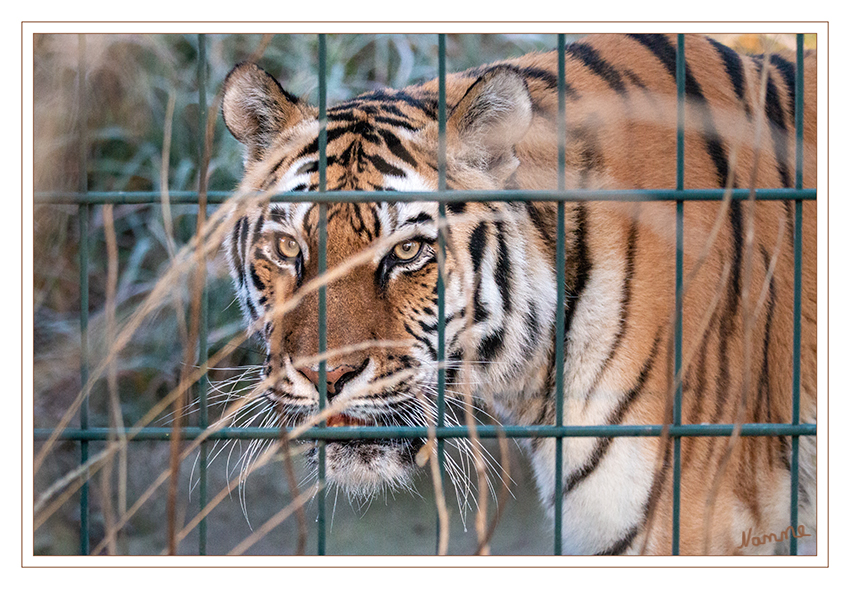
[789,32,805,556]
[196,33,209,556]
[672,33,685,556]
[317,33,328,556]
[76,33,90,556]
[553,33,566,556]
[435,32,447,555]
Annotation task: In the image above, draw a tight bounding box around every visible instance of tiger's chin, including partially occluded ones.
[306,439,424,499]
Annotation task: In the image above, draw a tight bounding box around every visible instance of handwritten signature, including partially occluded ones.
[738,525,811,549]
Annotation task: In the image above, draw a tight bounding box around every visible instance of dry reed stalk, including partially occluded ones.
[701,39,778,553]
[34,35,277,477]
[168,366,426,553]
[638,75,756,557]
[477,431,511,553]
[36,200,439,523]
[227,486,318,555]
[280,433,308,555]
[101,203,129,554]
[39,198,541,554]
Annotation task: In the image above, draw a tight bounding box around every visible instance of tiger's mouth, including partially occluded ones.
[326,413,371,428]
[297,407,425,496]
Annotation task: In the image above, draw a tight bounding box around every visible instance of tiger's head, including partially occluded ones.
[221,61,537,497]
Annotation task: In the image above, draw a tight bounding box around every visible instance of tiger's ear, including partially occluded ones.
[222,62,308,164]
[447,67,532,180]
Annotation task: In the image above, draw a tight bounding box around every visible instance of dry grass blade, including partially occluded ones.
[477,429,511,555]
[270,273,307,555]
[281,433,308,555]
[637,85,767,555]
[33,196,245,474]
[159,89,190,350]
[227,486,318,555]
[101,204,129,554]
[37,185,432,533]
[36,330,250,539]
[34,34,279,477]
[701,38,777,553]
[33,451,110,531]
[166,190,207,554]
[169,363,427,553]
[90,379,275,554]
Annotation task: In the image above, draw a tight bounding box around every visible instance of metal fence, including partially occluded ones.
[33,32,817,556]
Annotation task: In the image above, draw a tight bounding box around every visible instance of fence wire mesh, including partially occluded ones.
[32,32,816,556]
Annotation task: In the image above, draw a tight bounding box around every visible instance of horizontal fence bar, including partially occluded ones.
[34,188,816,205]
[35,423,816,442]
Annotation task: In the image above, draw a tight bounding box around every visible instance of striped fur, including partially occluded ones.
[220,34,817,554]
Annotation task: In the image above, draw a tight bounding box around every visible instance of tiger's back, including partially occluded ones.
[221,33,816,555]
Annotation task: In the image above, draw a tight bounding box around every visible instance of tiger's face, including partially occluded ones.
[221,62,534,496]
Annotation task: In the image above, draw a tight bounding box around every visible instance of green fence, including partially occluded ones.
[33,33,816,556]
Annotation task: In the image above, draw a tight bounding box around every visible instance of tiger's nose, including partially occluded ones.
[299,365,359,397]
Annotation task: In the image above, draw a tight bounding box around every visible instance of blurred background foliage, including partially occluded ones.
[32,32,813,555]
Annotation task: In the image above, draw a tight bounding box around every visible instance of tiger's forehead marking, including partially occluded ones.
[268,197,439,243]
[266,174,439,267]
[258,90,441,256]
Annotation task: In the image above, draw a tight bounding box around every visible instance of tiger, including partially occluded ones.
[219,33,816,555]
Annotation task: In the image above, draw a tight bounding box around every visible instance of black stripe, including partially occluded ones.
[563,204,591,341]
[706,37,752,118]
[269,206,288,225]
[377,128,418,168]
[524,202,552,245]
[231,216,247,287]
[373,115,420,132]
[621,68,648,90]
[494,221,513,315]
[403,322,437,361]
[563,332,660,495]
[346,89,437,116]
[371,206,383,238]
[301,204,316,237]
[684,309,717,427]
[565,43,627,95]
[516,65,558,90]
[595,524,640,556]
[249,261,265,292]
[570,121,605,188]
[757,247,777,426]
[352,120,382,146]
[469,222,489,323]
[366,153,407,178]
[524,306,540,354]
[627,34,730,187]
[239,214,250,262]
[710,201,743,424]
[401,212,434,227]
[417,319,437,333]
[351,203,375,241]
[295,125,352,161]
[327,111,358,123]
[447,202,467,215]
[639,429,673,543]
[769,54,797,125]
[478,329,506,362]
[763,71,793,188]
[245,295,259,322]
[251,211,265,245]
[584,220,637,401]
[464,62,573,96]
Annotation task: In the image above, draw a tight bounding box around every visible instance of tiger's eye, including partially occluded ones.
[278,236,301,259]
[393,240,422,261]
